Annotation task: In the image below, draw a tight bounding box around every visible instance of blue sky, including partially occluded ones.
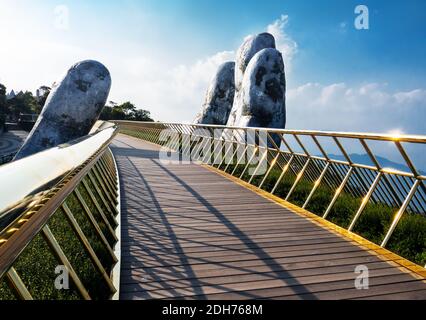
[75,0,426,88]
[122,0,426,89]
[0,0,425,142]
[39,0,426,87]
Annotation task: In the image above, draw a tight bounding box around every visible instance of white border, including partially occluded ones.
[109,147,121,300]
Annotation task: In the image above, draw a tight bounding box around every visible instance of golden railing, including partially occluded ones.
[115,120,426,268]
[0,121,120,300]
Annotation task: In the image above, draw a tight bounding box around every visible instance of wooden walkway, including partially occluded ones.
[111,134,426,300]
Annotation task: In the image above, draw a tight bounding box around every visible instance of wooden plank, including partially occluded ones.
[119,245,370,269]
[121,254,389,283]
[123,228,336,241]
[121,237,350,255]
[120,251,381,272]
[111,134,426,300]
[120,233,346,249]
[121,221,328,233]
[120,271,421,299]
[120,242,359,261]
[181,275,425,300]
[272,281,426,300]
[121,252,384,277]
[354,289,426,300]
[120,261,395,286]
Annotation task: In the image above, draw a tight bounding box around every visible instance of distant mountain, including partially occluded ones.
[327,153,426,175]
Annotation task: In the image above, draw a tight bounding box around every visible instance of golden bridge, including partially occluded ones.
[0,121,425,300]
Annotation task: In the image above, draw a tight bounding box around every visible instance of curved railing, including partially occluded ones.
[0,121,120,300]
[115,120,426,268]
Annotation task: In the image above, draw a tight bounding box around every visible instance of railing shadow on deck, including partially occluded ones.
[112,143,318,299]
[113,121,426,269]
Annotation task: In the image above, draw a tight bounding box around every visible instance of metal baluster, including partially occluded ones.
[381,180,420,247]
[348,172,383,231]
[323,167,354,219]
[74,189,117,261]
[42,225,91,300]
[87,172,118,220]
[6,267,33,300]
[271,155,295,195]
[62,202,116,294]
[81,180,118,242]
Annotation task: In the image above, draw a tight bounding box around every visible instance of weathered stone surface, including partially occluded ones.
[233,48,286,145]
[227,33,276,127]
[14,60,111,160]
[194,61,235,125]
[235,33,276,91]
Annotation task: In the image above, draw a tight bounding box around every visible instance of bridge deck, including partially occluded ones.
[111,134,426,300]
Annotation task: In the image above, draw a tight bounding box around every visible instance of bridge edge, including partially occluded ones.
[202,164,426,281]
[110,147,122,300]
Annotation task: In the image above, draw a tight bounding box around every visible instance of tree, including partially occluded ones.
[7,91,39,120]
[131,108,153,121]
[0,84,6,130]
[0,84,6,106]
[36,86,51,110]
[100,101,154,122]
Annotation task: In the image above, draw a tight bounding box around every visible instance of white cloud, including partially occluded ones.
[266,14,298,72]
[287,82,426,134]
[0,7,297,123]
[287,82,426,168]
[394,89,426,105]
[109,51,235,122]
[339,21,348,34]
[112,15,297,122]
[171,50,235,99]
[143,14,298,121]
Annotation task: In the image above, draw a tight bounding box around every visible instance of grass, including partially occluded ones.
[254,165,426,266]
[0,279,17,300]
[120,129,163,146]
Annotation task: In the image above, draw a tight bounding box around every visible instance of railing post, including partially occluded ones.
[381,180,420,247]
[303,163,330,209]
[258,153,280,189]
[348,172,383,231]
[323,167,354,219]
[6,267,33,300]
[62,202,116,294]
[42,225,91,300]
[271,155,295,195]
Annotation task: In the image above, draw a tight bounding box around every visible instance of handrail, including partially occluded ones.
[114,120,426,143]
[0,126,117,220]
[114,120,426,268]
[0,121,121,300]
[0,137,110,273]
